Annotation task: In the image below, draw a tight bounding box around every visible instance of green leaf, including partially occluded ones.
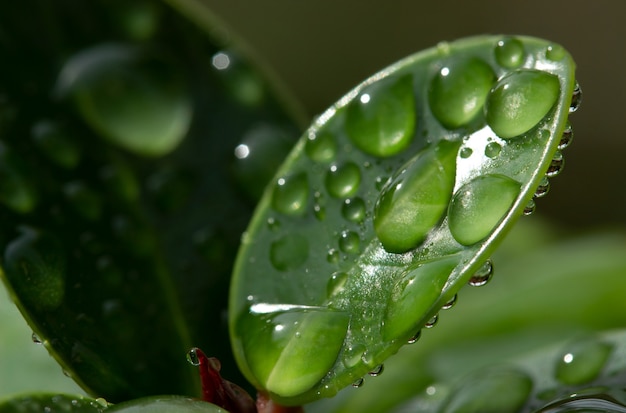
[107,396,228,413]
[0,393,107,413]
[229,35,578,404]
[0,0,298,402]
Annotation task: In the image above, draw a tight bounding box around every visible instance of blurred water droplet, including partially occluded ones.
[546,44,566,61]
[326,248,340,264]
[186,348,201,366]
[31,120,81,169]
[408,330,421,344]
[0,143,38,213]
[314,204,326,221]
[352,378,364,388]
[368,364,384,377]
[327,272,348,297]
[459,147,473,158]
[305,131,337,163]
[341,197,366,223]
[267,217,280,231]
[325,162,361,199]
[425,314,438,328]
[270,233,309,271]
[536,392,626,413]
[338,230,360,254]
[494,37,526,68]
[569,82,583,113]
[555,338,613,385]
[524,199,536,216]
[31,332,42,344]
[469,260,493,287]
[271,173,309,216]
[63,181,103,221]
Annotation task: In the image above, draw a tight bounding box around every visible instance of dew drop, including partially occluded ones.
[448,174,521,246]
[31,121,80,169]
[327,272,348,297]
[31,332,42,344]
[494,37,526,69]
[407,330,422,344]
[442,294,457,310]
[267,217,280,231]
[425,313,438,328]
[314,204,326,220]
[555,338,613,385]
[341,197,366,223]
[305,131,337,163]
[271,173,309,216]
[468,260,493,287]
[546,43,566,61]
[484,141,502,159]
[186,348,201,366]
[369,364,384,377]
[325,162,361,199]
[374,140,459,253]
[439,367,533,413]
[534,176,550,198]
[338,230,360,254]
[523,199,536,216]
[63,181,103,221]
[559,122,574,150]
[459,147,473,158]
[536,391,626,413]
[352,378,364,388]
[4,227,66,311]
[56,44,192,157]
[344,344,366,367]
[546,151,564,177]
[569,81,583,113]
[485,69,560,139]
[382,256,458,341]
[345,74,416,157]
[326,248,340,264]
[270,233,309,271]
[429,58,495,129]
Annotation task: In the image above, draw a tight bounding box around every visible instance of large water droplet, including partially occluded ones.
[31,121,81,169]
[536,391,626,413]
[555,338,613,385]
[485,70,560,139]
[4,227,66,311]
[382,256,459,341]
[237,307,349,398]
[439,367,532,413]
[468,260,493,287]
[0,143,38,213]
[374,140,459,253]
[325,162,361,199]
[271,173,309,216]
[56,44,192,157]
[546,44,566,62]
[484,141,502,159]
[494,37,526,69]
[270,233,309,271]
[448,174,521,246]
[305,131,337,163]
[345,74,416,157]
[569,81,583,113]
[341,197,366,223]
[429,58,495,129]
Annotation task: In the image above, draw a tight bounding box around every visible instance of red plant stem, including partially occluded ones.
[256,392,304,413]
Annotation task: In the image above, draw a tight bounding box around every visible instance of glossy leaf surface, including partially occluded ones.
[0,0,298,402]
[107,396,228,413]
[0,394,107,413]
[230,35,577,404]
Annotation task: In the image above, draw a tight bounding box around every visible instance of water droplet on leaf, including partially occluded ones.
[325,162,361,199]
[555,338,613,385]
[494,37,526,68]
[468,260,493,287]
[271,173,309,216]
[305,131,337,163]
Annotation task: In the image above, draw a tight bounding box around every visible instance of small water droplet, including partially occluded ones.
[442,294,457,310]
[449,174,521,246]
[325,162,361,199]
[352,378,364,388]
[341,197,366,223]
[346,74,416,157]
[555,338,613,385]
[271,173,309,216]
[546,151,564,177]
[338,230,360,254]
[305,131,337,163]
[368,364,384,377]
[32,332,42,344]
[494,37,526,68]
[534,176,550,198]
[546,44,566,61]
[270,233,309,271]
[344,344,366,367]
[327,272,348,297]
[569,81,583,113]
[486,70,560,139]
[326,248,340,264]
[425,314,438,328]
[314,204,326,220]
[429,58,495,129]
[186,348,201,366]
[408,330,422,344]
[523,199,536,216]
[459,147,473,158]
[375,176,388,190]
[484,141,502,159]
[558,122,574,150]
[469,260,493,287]
[267,217,280,231]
